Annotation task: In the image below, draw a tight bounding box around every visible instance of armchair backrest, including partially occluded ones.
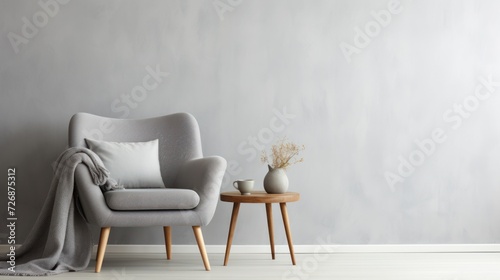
[68,112,203,187]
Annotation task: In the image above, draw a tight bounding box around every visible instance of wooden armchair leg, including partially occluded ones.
[163,226,172,260]
[95,227,111,273]
[192,226,211,271]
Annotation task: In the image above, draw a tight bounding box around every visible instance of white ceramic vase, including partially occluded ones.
[263,165,289,194]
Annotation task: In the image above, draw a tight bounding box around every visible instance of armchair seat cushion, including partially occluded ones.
[104,188,200,211]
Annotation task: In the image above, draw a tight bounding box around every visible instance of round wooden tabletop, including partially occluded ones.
[220,191,300,203]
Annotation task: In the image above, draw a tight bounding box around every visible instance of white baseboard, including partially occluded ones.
[97,244,500,255]
[2,244,499,255]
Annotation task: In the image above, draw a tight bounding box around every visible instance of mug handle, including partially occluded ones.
[233,181,239,190]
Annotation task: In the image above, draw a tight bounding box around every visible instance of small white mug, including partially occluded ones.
[233,179,254,195]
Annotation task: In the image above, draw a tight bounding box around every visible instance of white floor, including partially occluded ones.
[43,252,500,280]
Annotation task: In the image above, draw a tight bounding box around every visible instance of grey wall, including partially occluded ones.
[1,0,500,246]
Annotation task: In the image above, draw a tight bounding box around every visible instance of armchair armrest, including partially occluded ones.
[74,164,113,227]
[174,156,227,226]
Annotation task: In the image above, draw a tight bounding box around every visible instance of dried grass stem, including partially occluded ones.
[261,137,305,170]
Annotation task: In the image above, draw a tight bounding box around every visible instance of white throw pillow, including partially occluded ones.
[85,138,165,189]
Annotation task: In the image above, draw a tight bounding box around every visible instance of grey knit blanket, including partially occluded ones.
[0,147,117,276]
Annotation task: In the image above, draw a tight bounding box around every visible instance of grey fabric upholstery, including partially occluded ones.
[104,189,200,211]
[69,113,227,227]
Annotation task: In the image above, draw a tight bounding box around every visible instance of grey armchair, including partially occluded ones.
[69,112,227,272]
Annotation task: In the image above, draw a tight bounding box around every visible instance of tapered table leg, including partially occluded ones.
[223,202,240,266]
[280,203,296,265]
[265,203,275,260]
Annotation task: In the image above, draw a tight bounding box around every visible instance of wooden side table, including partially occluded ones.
[220,191,300,265]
